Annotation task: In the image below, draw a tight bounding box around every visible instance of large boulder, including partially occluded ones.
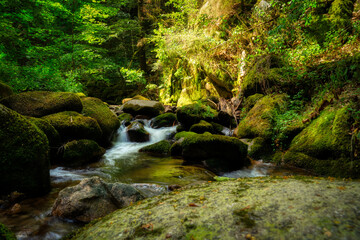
[121,99,164,118]
[150,113,177,128]
[0,91,83,117]
[189,120,214,134]
[139,140,172,156]
[28,117,61,150]
[173,132,249,173]
[81,97,120,145]
[51,177,144,223]
[60,139,105,167]
[235,94,288,140]
[282,106,359,177]
[126,122,150,142]
[42,111,102,143]
[176,103,218,130]
[69,177,360,240]
[0,82,13,99]
[0,104,50,196]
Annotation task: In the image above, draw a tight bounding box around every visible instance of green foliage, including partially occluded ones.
[120,68,146,87]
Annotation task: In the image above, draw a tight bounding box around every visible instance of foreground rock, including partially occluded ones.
[42,111,102,142]
[126,121,150,142]
[0,91,83,117]
[121,99,164,118]
[81,97,120,145]
[139,140,172,156]
[69,176,360,240]
[52,177,144,223]
[172,132,249,173]
[0,104,50,196]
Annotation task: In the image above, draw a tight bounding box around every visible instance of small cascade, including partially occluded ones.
[104,122,177,166]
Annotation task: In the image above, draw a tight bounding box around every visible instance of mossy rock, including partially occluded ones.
[248,137,273,160]
[42,111,103,143]
[210,122,225,134]
[329,0,356,28]
[0,82,13,99]
[118,113,133,126]
[151,113,177,129]
[176,103,218,129]
[241,54,285,97]
[121,99,164,118]
[28,117,61,149]
[61,139,105,167]
[235,94,288,140]
[139,140,172,156]
[174,131,197,140]
[244,93,264,112]
[126,122,150,142]
[0,223,16,240]
[189,120,214,134]
[0,91,83,117]
[180,132,249,173]
[81,97,120,145]
[69,177,360,240]
[283,106,359,177]
[0,104,50,196]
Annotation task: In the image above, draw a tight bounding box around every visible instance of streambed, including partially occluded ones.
[0,122,310,239]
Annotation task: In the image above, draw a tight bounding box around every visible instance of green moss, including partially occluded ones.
[248,137,273,160]
[170,141,183,156]
[244,93,264,112]
[176,103,218,129]
[210,122,224,134]
[284,106,358,177]
[329,0,356,28]
[0,82,13,99]
[42,111,103,143]
[122,100,165,118]
[62,139,105,167]
[0,104,50,196]
[0,91,83,117]
[28,117,61,148]
[151,113,177,128]
[189,120,214,134]
[81,97,120,145]
[242,55,285,97]
[235,94,288,140]
[139,140,172,156]
[174,131,197,140]
[181,133,249,173]
[0,223,16,240]
[118,113,133,125]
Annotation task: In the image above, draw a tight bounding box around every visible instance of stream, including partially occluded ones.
[0,121,311,239]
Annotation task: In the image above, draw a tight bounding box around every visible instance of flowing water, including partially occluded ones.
[0,121,311,239]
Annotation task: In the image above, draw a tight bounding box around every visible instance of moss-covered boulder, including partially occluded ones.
[329,0,356,28]
[42,111,102,143]
[0,104,50,196]
[241,55,288,97]
[247,137,273,160]
[235,94,288,140]
[139,140,172,156]
[173,132,249,173]
[0,82,13,99]
[60,140,105,167]
[189,120,214,134]
[150,113,177,129]
[0,91,83,117]
[28,117,61,149]
[0,223,16,240]
[118,113,133,126]
[244,93,264,112]
[126,122,150,142]
[176,103,218,129]
[52,177,144,223]
[283,106,359,177]
[121,99,164,118]
[81,97,120,145]
[69,177,360,240]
